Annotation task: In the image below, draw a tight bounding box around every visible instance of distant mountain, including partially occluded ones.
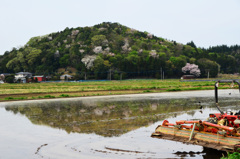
[0,22,239,79]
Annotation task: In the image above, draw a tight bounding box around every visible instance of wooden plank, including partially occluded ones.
[152,125,240,152]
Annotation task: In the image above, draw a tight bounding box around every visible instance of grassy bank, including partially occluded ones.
[0,79,236,101]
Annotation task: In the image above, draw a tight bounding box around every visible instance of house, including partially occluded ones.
[15,72,32,79]
[60,74,73,80]
[181,75,195,79]
[46,76,52,80]
[15,72,32,83]
[33,76,46,82]
[0,73,10,76]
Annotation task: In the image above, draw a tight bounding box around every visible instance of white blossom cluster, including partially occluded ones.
[131,28,137,32]
[108,53,115,56]
[93,46,103,54]
[149,50,159,58]
[0,74,5,81]
[81,55,97,69]
[79,44,87,47]
[101,47,114,56]
[71,30,79,36]
[122,39,129,53]
[104,47,110,53]
[147,33,153,39]
[79,49,85,53]
[65,44,71,48]
[138,49,143,54]
[99,27,107,31]
[182,63,201,77]
[54,50,60,58]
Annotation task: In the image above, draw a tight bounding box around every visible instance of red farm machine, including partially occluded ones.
[151,80,240,152]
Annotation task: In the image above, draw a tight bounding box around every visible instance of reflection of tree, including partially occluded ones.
[5,99,207,137]
[187,110,196,116]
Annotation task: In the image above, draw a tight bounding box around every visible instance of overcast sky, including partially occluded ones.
[1,0,240,55]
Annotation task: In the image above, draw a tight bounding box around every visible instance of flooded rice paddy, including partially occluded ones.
[1,90,240,159]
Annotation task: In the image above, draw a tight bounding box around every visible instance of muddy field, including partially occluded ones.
[0,90,239,159]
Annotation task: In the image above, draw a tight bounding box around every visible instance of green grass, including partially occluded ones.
[5,97,14,100]
[44,95,55,98]
[143,90,152,93]
[221,151,240,159]
[0,79,237,101]
[4,96,27,100]
[166,88,182,91]
[59,94,69,97]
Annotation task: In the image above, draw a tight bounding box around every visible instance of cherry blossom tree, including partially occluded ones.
[81,55,97,69]
[182,63,201,77]
[149,50,159,58]
[93,46,103,54]
[0,74,5,81]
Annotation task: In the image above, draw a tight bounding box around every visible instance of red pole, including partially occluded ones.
[202,121,236,132]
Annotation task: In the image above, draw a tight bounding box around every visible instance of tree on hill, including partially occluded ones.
[186,41,197,48]
[0,22,240,79]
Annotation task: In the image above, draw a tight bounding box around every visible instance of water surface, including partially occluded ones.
[1,90,240,159]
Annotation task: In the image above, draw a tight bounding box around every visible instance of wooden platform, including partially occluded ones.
[151,125,240,152]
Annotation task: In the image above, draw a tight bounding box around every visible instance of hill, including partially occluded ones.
[0,22,239,79]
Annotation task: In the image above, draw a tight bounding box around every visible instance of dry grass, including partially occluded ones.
[0,79,234,101]
[217,73,240,79]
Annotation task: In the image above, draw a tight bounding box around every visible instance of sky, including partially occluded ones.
[1,0,240,55]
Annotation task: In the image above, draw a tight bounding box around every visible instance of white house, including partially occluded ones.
[15,72,32,83]
[60,74,73,80]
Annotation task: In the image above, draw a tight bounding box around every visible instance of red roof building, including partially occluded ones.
[33,76,46,82]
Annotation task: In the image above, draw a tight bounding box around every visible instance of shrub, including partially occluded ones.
[59,94,69,97]
[5,75,15,83]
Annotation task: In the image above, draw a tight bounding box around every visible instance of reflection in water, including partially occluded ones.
[5,98,205,137]
[2,95,240,159]
[5,97,240,138]
[174,147,226,159]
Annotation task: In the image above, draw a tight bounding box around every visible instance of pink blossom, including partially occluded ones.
[182,63,201,77]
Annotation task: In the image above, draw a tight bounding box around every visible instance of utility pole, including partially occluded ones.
[205,69,210,79]
[110,68,111,81]
[120,71,122,80]
[161,67,162,80]
[109,62,112,81]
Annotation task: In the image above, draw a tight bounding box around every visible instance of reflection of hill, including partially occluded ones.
[5,98,212,137]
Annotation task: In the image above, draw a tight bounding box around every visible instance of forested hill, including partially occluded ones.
[0,22,239,79]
